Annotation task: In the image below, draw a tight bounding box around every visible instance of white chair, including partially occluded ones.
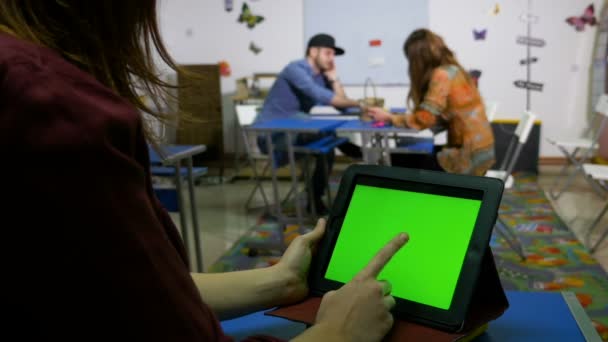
[485,110,538,260]
[581,163,608,253]
[234,104,271,211]
[485,101,499,122]
[547,94,608,200]
[486,110,537,189]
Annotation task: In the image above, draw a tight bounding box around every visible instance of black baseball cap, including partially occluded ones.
[307,34,345,55]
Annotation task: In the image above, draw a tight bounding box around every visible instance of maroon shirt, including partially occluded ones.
[0,32,278,341]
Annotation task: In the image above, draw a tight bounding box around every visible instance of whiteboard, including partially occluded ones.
[304,0,429,86]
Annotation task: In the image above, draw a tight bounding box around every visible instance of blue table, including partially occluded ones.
[246,118,348,225]
[220,291,601,341]
[336,120,429,165]
[478,291,599,341]
[149,144,206,272]
[249,118,346,132]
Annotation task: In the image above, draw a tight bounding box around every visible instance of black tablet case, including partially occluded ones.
[266,249,508,341]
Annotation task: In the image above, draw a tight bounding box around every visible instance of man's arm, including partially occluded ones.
[324,68,360,108]
[284,63,360,109]
[328,78,360,108]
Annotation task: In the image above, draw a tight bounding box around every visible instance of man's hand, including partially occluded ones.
[367,106,393,122]
[324,64,338,83]
[274,218,326,304]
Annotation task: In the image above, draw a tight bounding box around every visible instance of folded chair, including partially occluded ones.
[235,104,271,211]
[485,101,499,122]
[581,163,608,253]
[547,94,608,200]
[485,110,537,260]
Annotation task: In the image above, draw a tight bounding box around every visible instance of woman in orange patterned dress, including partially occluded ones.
[368,29,495,176]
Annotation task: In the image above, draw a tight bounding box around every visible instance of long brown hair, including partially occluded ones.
[0,0,179,140]
[404,29,471,111]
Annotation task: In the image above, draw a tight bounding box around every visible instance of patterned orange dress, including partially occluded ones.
[391,65,495,176]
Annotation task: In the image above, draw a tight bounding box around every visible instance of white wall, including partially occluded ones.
[158,0,602,156]
[429,0,603,156]
[157,0,303,151]
[159,0,303,93]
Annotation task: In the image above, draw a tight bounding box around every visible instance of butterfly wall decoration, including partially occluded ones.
[469,69,482,80]
[218,60,231,77]
[249,41,262,55]
[488,3,500,16]
[473,29,487,41]
[565,4,597,32]
[238,2,264,29]
[469,69,482,87]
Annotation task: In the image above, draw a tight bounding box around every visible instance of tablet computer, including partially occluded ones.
[308,165,504,332]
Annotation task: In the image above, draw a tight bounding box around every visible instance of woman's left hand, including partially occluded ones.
[274,218,326,303]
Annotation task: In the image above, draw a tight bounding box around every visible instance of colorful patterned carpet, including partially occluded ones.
[209,174,608,340]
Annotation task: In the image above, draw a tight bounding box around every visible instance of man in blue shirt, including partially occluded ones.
[257,33,362,215]
[257,34,360,121]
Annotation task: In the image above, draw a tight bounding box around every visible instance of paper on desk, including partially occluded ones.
[309,106,341,115]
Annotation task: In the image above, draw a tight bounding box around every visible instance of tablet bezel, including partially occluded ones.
[308,165,504,332]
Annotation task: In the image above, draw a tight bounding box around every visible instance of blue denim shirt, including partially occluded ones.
[257,59,334,122]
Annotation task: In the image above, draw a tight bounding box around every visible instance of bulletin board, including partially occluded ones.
[303,0,429,85]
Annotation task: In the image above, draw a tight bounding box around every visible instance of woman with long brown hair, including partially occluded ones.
[369,29,495,176]
[0,1,406,341]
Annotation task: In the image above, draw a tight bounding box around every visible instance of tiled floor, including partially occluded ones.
[173,164,608,272]
[169,178,293,270]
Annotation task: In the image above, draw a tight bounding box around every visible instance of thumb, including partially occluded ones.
[323,290,336,300]
[303,218,326,244]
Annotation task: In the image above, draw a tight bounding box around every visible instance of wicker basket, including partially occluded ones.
[360,77,384,121]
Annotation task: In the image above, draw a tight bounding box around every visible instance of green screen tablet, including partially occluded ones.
[308,165,504,332]
[325,183,481,310]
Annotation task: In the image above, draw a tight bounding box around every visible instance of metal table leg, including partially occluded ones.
[187,157,203,272]
[286,132,303,226]
[174,159,191,268]
[266,132,281,218]
[304,154,317,218]
[382,132,391,166]
[361,132,371,164]
[322,155,333,207]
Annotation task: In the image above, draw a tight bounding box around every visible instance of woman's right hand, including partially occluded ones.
[313,233,409,342]
[367,107,393,122]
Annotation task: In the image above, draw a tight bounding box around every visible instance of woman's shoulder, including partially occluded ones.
[0,32,140,148]
[434,64,462,80]
[1,32,130,104]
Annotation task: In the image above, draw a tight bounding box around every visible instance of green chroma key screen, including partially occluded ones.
[325,184,482,310]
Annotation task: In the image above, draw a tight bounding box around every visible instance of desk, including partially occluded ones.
[149,144,206,272]
[246,119,346,226]
[336,120,426,165]
[220,291,601,341]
